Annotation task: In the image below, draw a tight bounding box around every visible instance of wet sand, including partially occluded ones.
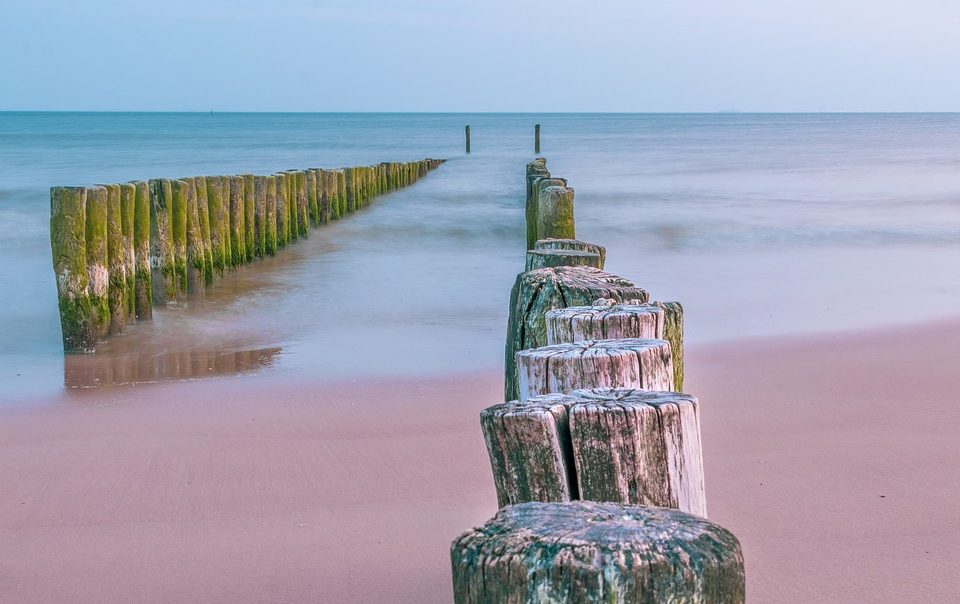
[1,319,959,603]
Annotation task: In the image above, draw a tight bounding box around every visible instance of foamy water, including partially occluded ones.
[3,112,960,401]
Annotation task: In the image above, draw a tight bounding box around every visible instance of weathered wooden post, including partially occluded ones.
[264,175,278,255]
[515,338,674,400]
[344,167,356,214]
[504,266,649,401]
[119,183,136,322]
[192,176,214,284]
[132,181,152,317]
[465,125,471,153]
[243,174,255,261]
[336,169,346,217]
[524,248,601,271]
[534,123,541,153]
[294,170,308,237]
[181,179,205,294]
[286,171,299,240]
[103,183,126,334]
[655,301,685,391]
[525,160,550,249]
[229,176,245,266]
[546,302,664,345]
[253,176,267,258]
[205,176,228,277]
[536,185,575,243]
[50,186,94,351]
[275,173,289,248]
[306,170,319,226]
[84,185,111,339]
[148,179,176,303]
[170,179,189,294]
[534,237,606,268]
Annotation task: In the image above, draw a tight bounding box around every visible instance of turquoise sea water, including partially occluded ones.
[3,112,960,402]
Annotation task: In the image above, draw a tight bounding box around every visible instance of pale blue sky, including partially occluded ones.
[2,0,959,111]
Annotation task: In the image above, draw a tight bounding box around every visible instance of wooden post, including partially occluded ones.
[148,179,176,303]
[243,174,255,261]
[294,170,308,237]
[504,266,649,401]
[536,185,575,243]
[170,179,189,294]
[132,181,152,318]
[204,176,228,277]
[534,123,541,153]
[525,160,550,249]
[192,176,214,285]
[181,179,205,294]
[286,171,299,241]
[336,169,346,217]
[103,183,126,334]
[307,169,319,226]
[465,125,471,153]
[253,176,267,258]
[655,301,685,392]
[229,176,245,266]
[84,186,111,340]
[515,338,674,400]
[524,248,601,271]
[450,502,743,604]
[119,183,136,322]
[264,175,278,255]
[534,238,606,268]
[218,176,232,265]
[546,302,664,345]
[275,173,289,248]
[50,186,94,351]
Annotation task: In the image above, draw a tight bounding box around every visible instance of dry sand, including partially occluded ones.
[1,319,959,603]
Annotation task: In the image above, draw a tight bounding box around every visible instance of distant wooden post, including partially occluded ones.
[515,338,674,400]
[465,125,471,154]
[451,502,744,604]
[546,302,664,345]
[536,185,575,242]
[504,266,649,401]
[534,123,541,153]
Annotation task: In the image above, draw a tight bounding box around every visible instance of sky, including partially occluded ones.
[2,0,960,112]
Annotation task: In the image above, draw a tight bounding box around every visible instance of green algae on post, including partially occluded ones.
[171,179,189,295]
[148,179,177,303]
[50,186,93,352]
[193,176,214,285]
[229,176,245,267]
[536,185,576,242]
[336,169,346,218]
[274,172,289,248]
[103,183,126,334]
[119,183,137,320]
[306,169,318,226]
[295,170,308,238]
[344,167,356,213]
[85,185,111,340]
[243,174,255,262]
[253,175,267,258]
[654,301,685,391]
[182,178,205,294]
[264,174,277,255]
[205,176,228,277]
[132,180,152,318]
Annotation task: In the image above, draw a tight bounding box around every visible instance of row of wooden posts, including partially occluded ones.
[50,158,444,353]
[449,158,745,602]
[464,124,541,153]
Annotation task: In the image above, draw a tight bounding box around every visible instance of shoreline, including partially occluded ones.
[1,317,958,602]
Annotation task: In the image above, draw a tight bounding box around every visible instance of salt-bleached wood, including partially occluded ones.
[534,237,606,268]
[524,248,601,271]
[569,387,705,516]
[504,266,649,401]
[450,501,744,604]
[546,302,665,345]
[480,394,578,507]
[516,338,673,401]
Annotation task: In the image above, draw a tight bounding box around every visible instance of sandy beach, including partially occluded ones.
[2,318,957,603]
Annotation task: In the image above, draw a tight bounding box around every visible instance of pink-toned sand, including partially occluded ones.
[1,319,959,603]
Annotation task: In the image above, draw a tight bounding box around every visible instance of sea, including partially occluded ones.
[3,112,960,403]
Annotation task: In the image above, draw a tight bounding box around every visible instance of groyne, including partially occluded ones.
[50,158,444,352]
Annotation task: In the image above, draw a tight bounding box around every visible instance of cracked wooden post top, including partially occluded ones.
[515,338,674,400]
[525,248,602,271]
[533,237,606,268]
[451,501,744,604]
[481,388,705,515]
[546,302,665,345]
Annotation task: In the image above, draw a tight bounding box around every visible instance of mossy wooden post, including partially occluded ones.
[504,266,649,401]
[243,174,255,261]
[525,160,550,249]
[218,176,232,266]
[336,169,346,217]
[181,178,205,294]
[306,169,319,226]
[170,179,189,295]
[318,170,331,223]
[450,502,744,604]
[132,181,152,318]
[84,186,111,340]
[534,238,606,269]
[465,125,471,153]
[655,301,684,391]
[264,175,277,255]
[295,170,308,237]
[193,176,214,285]
[253,176,267,258]
[516,338,674,400]
[344,167,356,213]
[205,176,228,277]
[546,303,665,345]
[148,179,176,304]
[524,248,601,271]
[274,173,289,248]
[534,123,541,153]
[50,186,94,351]
[536,185,575,243]
[103,183,126,335]
[228,176,245,267]
[119,183,137,320]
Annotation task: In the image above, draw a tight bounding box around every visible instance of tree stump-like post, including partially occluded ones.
[264,175,278,256]
[253,176,267,258]
[525,248,602,271]
[243,174,255,260]
[451,501,744,604]
[294,170,308,237]
[103,183,126,334]
[534,123,541,153]
[50,186,94,351]
[148,179,176,304]
[306,169,319,226]
[655,301,685,391]
[336,169,347,218]
[546,302,664,345]
[516,338,674,400]
[192,176,214,285]
[181,179,205,294]
[504,266,649,401]
[132,181,152,318]
[465,125,471,153]
[170,179,190,294]
[118,183,136,321]
[228,176,245,266]
[274,173,289,248]
[204,176,227,277]
[527,176,567,250]
[534,237,606,268]
[525,160,550,249]
[84,185,111,339]
[536,185,575,243]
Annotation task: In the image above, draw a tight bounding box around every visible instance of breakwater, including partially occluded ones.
[50,158,444,352]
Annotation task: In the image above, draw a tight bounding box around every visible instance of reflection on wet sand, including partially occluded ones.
[64,345,282,388]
